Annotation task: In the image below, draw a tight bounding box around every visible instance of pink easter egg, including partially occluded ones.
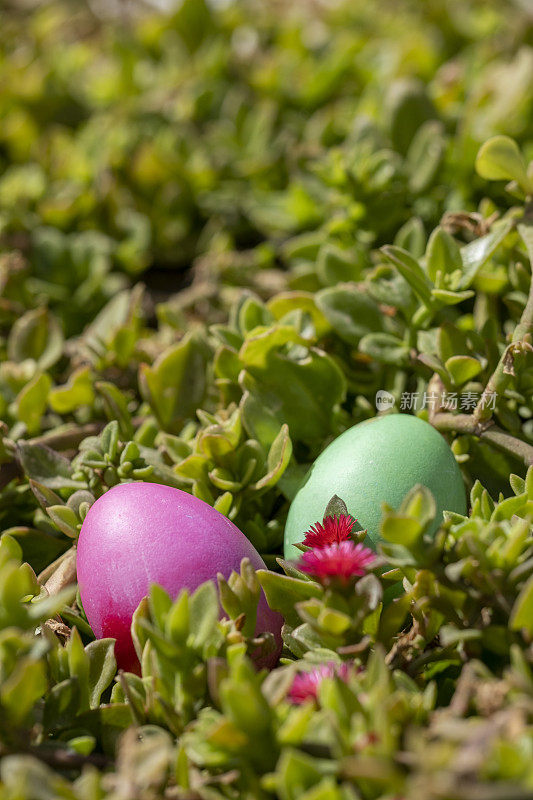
[76,482,282,672]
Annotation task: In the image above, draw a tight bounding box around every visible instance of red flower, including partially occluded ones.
[288,662,350,705]
[297,540,375,584]
[303,514,356,548]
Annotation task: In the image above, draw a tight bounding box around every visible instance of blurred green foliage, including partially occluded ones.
[1,0,533,797]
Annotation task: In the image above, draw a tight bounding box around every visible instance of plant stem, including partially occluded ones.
[429,249,533,465]
[514,212,533,341]
[428,376,533,466]
[473,341,531,425]
[473,254,533,425]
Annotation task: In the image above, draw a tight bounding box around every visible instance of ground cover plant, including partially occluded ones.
[0,0,533,797]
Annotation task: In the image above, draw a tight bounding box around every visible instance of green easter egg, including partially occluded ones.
[284,414,466,558]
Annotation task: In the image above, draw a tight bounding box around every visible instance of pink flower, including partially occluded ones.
[288,662,350,704]
[297,540,375,584]
[303,514,356,548]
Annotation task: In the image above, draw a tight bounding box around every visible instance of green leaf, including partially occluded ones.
[526,466,533,500]
[239,326,309,369]
[431,288,475,306]
[324,494,349,519]
[380,245,433,303]
[275,748,326,800]
[0,561,38,613]
[0,754,78,799]
[218,577,244,622]
[407,120,445,194]
[214,491,233,516]
[267,292,331,337]
[282,231,324,262]
[315,286,383,345]
[46,504,80,538]
[199,420,241,459]
[316,243,366,285]
[131,597,151,663]
[0,658,47,725]
[425,227,461,282]
[219,559,260,637]
[510,575,533,636]
[238,295,273,335]
[86,638,117,708]
[380,514,423,547]
[394,216,426,258]
[380,484,436,546]
[240,336,346,447]
[101,420,119,461]
[166,590,190,645]
[0,533,24,566]
[445,355,483,386]
[257,570,322,626]
[49,367,94,414]
[387,78,436,156]
[189,581,219,651]
[317,606,351,636]
[29,479,64,511]
[517,221,533,269]
[220,668,272,741]
[78,703,135,753]
[15,372,52,435]
[67,735,96,756]
[43,677,81,731]
[82,286,144,359]
[139,332,210,433]
[67,628,90,711]
[240,390,288,450]
[510,474,526,496]
[149,583,173,631]
[7,307,63,369]
[459,218,514,289]
[29,585,76,623]
[402,484,437,527]
[17,442,85,490]
[359,332,410,366]
[367,265,412,309]
[439,625,482,647]
[214,345,241,382]
[253,424,292,490]
[174,0,213,51]
[378,595,411,642]
[475,136,531,192]
[438,323,468,363]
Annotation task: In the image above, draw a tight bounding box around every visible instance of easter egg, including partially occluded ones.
[77,482,283,671]
[284,414,466,558]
